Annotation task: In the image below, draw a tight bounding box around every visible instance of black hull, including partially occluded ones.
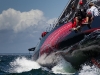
[30,0,100,70]
[32,16,100,60]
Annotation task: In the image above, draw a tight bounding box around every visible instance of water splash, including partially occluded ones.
[37,53,76,74]
[79,65,100,75]
[51,55,76,75]
[9,57,41,73]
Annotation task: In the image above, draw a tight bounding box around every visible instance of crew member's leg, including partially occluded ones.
[70,17,79,31]
[75,16,82,32]
[75,17,79,27]
[85,14,92,29]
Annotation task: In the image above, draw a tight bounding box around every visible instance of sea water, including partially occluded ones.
[0,53,100,75]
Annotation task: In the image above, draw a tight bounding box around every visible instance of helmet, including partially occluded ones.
[79,0,83,5]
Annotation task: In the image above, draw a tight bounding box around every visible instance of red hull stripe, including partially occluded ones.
[40,22,74,55]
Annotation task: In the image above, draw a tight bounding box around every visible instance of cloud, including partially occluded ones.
[0,8,57,33]
[47,18,57,25]
[0,8,58,53]
[0,8,58,40]
[0,8,45,33]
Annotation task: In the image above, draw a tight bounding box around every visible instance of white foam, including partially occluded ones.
[79,65,100,75]
[51,56,76,74]
[9,57,41,73]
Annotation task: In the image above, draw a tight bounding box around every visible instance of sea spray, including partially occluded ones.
[37,53,76,74]
[52,55,76,74]
[79,65,100,75]
[9,57,41,73]
[37,53,60,68]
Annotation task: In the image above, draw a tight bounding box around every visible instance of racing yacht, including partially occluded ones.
[29,0,100,70]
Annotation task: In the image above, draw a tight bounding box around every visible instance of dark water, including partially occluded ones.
[0,53,78,75]
[0,53,100,75]
[0,53,80,75]
[0,54,59,75]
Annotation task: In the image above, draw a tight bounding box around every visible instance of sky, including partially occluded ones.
[0,0,69,53]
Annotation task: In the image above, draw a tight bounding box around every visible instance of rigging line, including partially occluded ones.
[57,0,80,26]
[54,0,72,26]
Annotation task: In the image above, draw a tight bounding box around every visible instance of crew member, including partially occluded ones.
[86,2,99,28]
[72,8,87,32]
[71,0,87,32]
